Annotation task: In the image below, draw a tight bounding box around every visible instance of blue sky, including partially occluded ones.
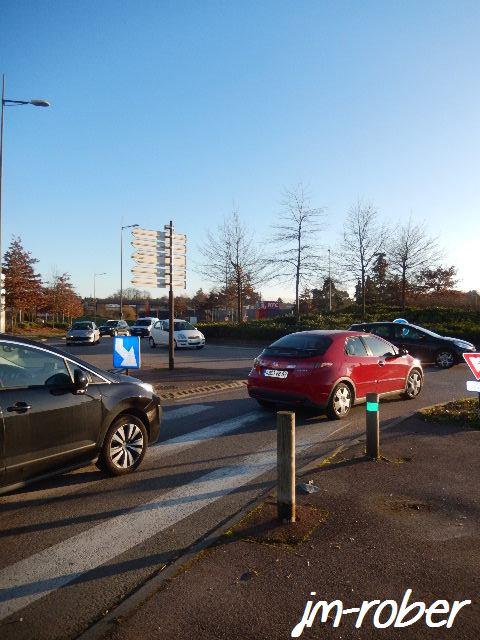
[2,0,479,300]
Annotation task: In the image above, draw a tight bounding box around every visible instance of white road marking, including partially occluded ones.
[155,411,264,457]
[0,420,349,621]
[162,404,213,421]
[0,410,263,505]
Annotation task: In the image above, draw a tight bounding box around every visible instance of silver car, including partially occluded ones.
[66,321,101,346]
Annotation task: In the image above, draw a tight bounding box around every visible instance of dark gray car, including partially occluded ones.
[0,335,161,494]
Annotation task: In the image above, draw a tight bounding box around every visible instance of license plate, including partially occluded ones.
[264,369,288,379]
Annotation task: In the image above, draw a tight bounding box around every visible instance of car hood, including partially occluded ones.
[174,330,202,337]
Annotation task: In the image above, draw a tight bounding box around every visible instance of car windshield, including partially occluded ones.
[72,322,93,330]
[263,334,332,358]
[136,319,152,326]
[106,320,118,326]
[174,321,195,331]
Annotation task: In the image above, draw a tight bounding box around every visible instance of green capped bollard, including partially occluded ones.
[366,392,380,459]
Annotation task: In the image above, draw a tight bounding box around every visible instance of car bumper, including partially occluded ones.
[176,339,206,348]
[67,336,95,342]
[247,372,330,407]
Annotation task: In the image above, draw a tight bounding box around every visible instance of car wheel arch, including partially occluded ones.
[326,377,356,404]
[97,402,151,447]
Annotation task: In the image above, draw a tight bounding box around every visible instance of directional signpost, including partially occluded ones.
[113,336,141,375]
[131,222,187,370]
[463,353,480,417]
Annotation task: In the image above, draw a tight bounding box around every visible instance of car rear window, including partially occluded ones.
[263,334,332,358]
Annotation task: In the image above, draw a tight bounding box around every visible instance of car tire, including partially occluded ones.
[403,369,423,399]
[435,350,455,369]
[97,414,148,476]
[149,336,156,349]
[66,342,71,346]
[196,345,205,349]
[326,383,353,420]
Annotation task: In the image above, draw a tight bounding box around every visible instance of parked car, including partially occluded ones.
[149,319,206,349]
[130,317,158,338]
[98,319,131,337]
[66,321,100,346]
[0,334,162,494]
[348,321,476,369]
[247,330,423,419]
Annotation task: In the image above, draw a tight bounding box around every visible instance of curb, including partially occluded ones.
[155,379,247,401]
[75,409,417,640]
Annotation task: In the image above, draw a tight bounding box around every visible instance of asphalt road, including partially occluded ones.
[0,352,472,640]
[44,337,261,377]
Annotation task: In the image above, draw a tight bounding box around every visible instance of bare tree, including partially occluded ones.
[268,183,325,319]
[198,211,267,321]
[388,217,442,310]
[341,200,389,320]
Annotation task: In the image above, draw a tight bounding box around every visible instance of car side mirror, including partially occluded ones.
[399,347,409,356]
[73,368,89,394]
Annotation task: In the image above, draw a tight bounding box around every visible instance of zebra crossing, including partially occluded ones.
[0,402,350,627]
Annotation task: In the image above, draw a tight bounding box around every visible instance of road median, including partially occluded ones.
[98,412,480,640]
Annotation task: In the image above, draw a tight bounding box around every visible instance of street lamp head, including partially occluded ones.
[29,99,50,107]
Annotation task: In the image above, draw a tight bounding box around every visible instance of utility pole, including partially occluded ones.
[120,223,138,318]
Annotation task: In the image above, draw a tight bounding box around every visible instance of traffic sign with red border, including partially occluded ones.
[463,353,480,380]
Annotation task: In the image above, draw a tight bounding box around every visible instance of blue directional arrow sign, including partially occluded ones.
[113,336,141,370]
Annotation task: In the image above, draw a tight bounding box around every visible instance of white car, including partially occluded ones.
[66,321,101,345]
[149,319,206,349]
[130,317,158,338]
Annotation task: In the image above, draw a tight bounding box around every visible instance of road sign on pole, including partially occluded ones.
[113,336,141,372]
[130,223,187,371]
[463,353,480,380]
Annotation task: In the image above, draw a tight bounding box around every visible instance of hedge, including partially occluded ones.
[197,307,480,346]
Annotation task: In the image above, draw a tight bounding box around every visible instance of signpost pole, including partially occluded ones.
[168,220,175,371]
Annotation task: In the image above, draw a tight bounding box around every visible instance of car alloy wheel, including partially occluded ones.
[149,336,156,349]
[436,350,455,369]
[327,383,352,420]
[404,370,422,398]
[98,415,147,476]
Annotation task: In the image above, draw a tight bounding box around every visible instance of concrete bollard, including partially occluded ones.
[277,411,296,522]
[366,392,380,459]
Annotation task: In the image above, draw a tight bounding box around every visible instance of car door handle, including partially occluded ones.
[378,360,386,366]
[7,402,31,413]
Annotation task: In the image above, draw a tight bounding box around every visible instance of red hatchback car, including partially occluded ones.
[247,330,424,419]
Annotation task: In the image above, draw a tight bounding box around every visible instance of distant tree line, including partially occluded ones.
[198,185,464,320]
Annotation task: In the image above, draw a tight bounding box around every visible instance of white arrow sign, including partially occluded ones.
[115,340,138,367]
[131,252,187,266]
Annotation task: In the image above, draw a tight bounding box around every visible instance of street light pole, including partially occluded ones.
[328,248,332,312]
[93,272,106,324]
[0,74,50,332]
[120,223,139,318]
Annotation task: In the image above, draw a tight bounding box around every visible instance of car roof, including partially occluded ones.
[283,330,367,338]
